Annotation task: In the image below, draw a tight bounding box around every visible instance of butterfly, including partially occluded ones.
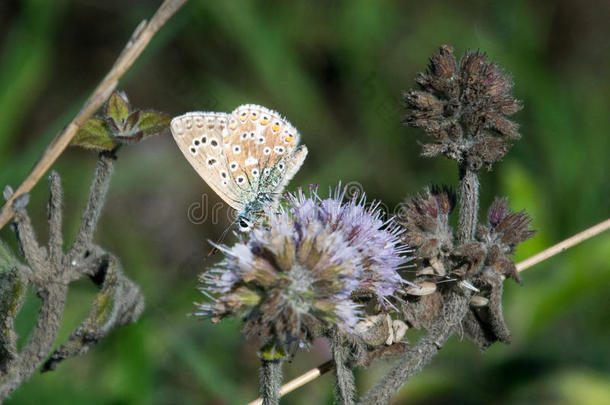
[170,104,308,232]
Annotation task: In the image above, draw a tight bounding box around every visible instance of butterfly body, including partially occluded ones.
[170,104,307,230]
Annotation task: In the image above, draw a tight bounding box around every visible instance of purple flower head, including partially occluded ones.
[288,185,412,306]
[195,184,411,346]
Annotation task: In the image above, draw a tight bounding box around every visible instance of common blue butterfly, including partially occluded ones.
[170,104,308,231]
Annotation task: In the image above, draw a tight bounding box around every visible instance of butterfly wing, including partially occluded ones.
[223,104,305,196]
[170,112,244,210]
[172,105,308,217]
[272,144,308,195]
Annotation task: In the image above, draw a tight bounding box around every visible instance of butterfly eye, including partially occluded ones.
[238,218,252,232]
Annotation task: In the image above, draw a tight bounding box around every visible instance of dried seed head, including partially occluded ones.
[399,185,455,261]
[477,197,536,283]
[404,45,523,170]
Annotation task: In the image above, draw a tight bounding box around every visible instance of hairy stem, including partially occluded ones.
[260,359,283,405]
[47,172,63,266]
[12,210,46,274]
[0,284,68,400]
[332,333,356,405]
[358,291,469,405]
[457,164,479,244]
[70,156,114,259]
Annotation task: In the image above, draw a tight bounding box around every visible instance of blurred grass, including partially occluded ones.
[1,0,609,404]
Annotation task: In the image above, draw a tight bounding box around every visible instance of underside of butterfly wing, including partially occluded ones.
[171,104,308,222]
[170,112,244,211]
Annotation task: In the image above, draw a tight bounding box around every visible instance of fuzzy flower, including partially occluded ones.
[195,186,410,346]
[289,187,411,305]
[404,45,522,170]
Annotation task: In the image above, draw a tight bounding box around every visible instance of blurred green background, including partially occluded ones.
[1,0,609,404]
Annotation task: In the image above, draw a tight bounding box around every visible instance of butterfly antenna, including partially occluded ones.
[206,222,234,257]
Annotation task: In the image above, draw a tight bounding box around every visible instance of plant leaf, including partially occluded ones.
[71,117,116,151]
[105,91,131,124]
[126,110,141,131]
[136,110,171,136]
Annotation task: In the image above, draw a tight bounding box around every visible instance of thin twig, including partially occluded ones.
[245,216,610,403]
[0,0,188,231]
[247,361,334,405]
[516,217,610,273]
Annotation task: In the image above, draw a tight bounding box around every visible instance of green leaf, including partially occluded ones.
[71,117,116,151]
[105,91,131,124]
[136,111,171,136]
[125,110,141,131]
